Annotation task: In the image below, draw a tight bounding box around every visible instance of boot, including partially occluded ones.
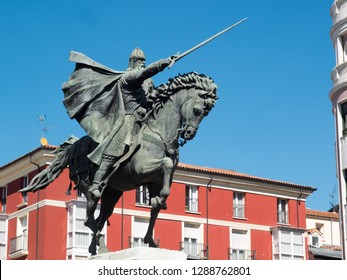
[89,155,116,199]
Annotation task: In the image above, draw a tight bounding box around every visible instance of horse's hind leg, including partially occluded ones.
[85,197,99,255]
[95,187,123,254]
[72,179,99,255]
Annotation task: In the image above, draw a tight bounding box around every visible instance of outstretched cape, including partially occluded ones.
[62,51,126,164]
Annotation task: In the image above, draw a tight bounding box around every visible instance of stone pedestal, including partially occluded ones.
[89,247,187,260]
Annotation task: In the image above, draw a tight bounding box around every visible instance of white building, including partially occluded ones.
[329,0,347,260]
[306,209,342,259]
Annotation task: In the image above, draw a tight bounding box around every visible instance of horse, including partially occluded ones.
[23,72,218,255]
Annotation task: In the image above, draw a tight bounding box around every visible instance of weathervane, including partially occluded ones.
[37,114,55,146]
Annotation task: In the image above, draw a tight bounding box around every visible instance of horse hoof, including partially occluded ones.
[151,196,167,210]
[151,197,159,208]
[149,242,158,248]
[161,202,167,210]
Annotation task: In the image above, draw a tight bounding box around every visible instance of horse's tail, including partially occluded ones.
[20,135,79,193]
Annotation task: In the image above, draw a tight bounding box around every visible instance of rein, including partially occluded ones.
[146,120,186,157]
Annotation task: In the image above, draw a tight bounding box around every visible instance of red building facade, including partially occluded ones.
[0,146,315,260]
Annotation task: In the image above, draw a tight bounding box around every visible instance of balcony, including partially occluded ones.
[179,241,208,260]
[331,0,347,27]
[331,61,347,87]
[228,248,256,260]
[9,234,28,259]
[128,236,160,248]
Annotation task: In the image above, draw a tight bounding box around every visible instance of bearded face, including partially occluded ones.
[128,57,146,69]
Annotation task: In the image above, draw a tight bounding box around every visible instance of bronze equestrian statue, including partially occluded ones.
[21,20,247,255]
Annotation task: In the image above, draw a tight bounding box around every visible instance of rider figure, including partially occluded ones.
[88,48,174,199]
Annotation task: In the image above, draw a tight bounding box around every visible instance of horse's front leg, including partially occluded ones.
[144,204,160,248]
[95,187,123,254]
[138,157,174,247]
[148,157,174,210]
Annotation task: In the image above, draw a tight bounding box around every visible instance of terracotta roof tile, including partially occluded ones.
[1,146,316,193]
[306,209,339,219]
[177,162,315,190]
[307,228,323,235]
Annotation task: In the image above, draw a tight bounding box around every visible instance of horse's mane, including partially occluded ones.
[146,72,218,116]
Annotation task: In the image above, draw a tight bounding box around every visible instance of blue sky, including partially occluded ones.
[0,1,336,211]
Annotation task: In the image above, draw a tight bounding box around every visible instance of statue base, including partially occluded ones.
[89,247,187,260]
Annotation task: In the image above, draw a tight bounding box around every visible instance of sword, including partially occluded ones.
[168,17,247,68]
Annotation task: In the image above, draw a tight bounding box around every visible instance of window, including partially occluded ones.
[21,176,28,203]
[0,217,7,259]
[181,223,206,259]
[184,237,198,258]
[1,186,7,213]
[19,216,28,241]
[272,228,305,260]
[341,102,347,135]
[66,201,106,260]
[9,215,28,257]
[185,185,198,212]
[312,236,320,247]
[233,192,245,218]
[129,217,152,248]
[277,199,288,224]
[229,229,254,260]
[136,186,150,206]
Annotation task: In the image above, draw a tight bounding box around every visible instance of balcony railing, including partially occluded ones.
[277,211,288,224]
[331,61,347,85]
[128,236,160,248]
[228,248,256,260]
[331,0,347,25]
[233,204,245,218]
[179,241,208,260]
[186,198,198,212]
[9,234,28,258]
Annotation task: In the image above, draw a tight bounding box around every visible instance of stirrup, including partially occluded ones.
[89,182,101,192]
[89,182,103,199]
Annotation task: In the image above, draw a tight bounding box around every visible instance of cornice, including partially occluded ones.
[0,147,54,186]
[173,168,315,201]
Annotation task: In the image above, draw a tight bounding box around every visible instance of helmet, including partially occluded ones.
[128,48,146,68]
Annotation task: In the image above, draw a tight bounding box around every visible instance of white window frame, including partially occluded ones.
[341,102,347,135]
[233,192,245,218]
[136,186,150,206]
[230,228,252,260]
[21,176,28,203]
[311,235,320,247]
[0,216,8,259]
[130,217,153,248]
[277,198,288,224]
[182,222,204,259]
[66,201,106,260]
[1,186,7,213]
[185,185,199,212]
[272,227,305,260]
[16,215,28,252]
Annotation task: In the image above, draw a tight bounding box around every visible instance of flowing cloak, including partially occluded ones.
[62,51,126,165]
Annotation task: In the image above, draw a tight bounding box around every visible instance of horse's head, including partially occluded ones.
[149,72,218,144]
[179,73,218,141]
